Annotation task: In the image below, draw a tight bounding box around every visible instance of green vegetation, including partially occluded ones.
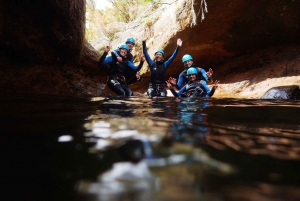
[85,0,153,45]
[108,0,152,23]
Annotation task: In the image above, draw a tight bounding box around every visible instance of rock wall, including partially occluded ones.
[162,0,300,98]
[0,0,299,98]
[0,0,108,96]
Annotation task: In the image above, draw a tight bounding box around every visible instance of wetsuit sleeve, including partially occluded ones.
[201,81,215,97]
[129,55,134,63]
[176,86,187,97]
[199,68,209,82]
[98,51,112,67]
[169,88,179,97]
[128,61,144,71]
[112,49,120,58]
[142,41,154,67]
[164,46,181,68]
[176,73,185,89]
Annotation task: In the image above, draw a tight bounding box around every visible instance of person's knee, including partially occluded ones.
[125,89,133,96]
[107,81,126,96]
[160,91,166,97]
[148,89,156,97]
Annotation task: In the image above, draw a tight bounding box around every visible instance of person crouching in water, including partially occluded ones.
[142,35,182,97]
[99,44,145,96]
[166,67,219,98]
[171,54,214,89]
[112,37,142,85]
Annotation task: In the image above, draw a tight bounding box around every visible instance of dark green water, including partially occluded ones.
[1,95,300,201]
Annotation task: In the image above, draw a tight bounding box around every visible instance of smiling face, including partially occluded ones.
[183,60,193,68]
[119,48,128,57]
[155,52,163,61]
[188,74,197,82]
[126,42,134,50]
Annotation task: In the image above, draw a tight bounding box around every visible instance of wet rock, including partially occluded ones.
[261,85,300,99]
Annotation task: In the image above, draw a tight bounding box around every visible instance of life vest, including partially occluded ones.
[109,52,128,78]
[150,61,166,84]
[125,52,137,79]
[182,81,205,97]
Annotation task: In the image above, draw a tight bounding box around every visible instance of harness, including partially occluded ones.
[181,81,205,97]
[149,83,165,96]
[150,61,166,84]
[106,75,126,85]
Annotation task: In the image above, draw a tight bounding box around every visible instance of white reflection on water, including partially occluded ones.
[58,135,73,142]
[77,161,160,201]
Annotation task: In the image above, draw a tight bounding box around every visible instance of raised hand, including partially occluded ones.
[165,80,172,89]
[105,45,111,52]
[136,74,141,81]
[142,33,148,41]
[117,57,122,62]
[206,68,213,79]
[177,38,183,47]
[212,80,220,90]
[140,52,145,61]
[168,77,177,86]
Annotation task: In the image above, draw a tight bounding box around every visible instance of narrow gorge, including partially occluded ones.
[1,0,299,98]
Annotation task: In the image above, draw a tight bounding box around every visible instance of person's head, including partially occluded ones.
[119,44,130,57]
[187,67,197,81]
[182,54,193,68]
[125,37,135,50]
[154,49,164,61]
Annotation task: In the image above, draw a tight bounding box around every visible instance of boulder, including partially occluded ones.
[261,85,300,99]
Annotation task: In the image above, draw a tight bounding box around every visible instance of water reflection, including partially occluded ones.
[1,95,300,201]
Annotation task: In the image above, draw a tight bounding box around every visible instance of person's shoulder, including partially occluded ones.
[128,53,134,60]
[194,66,203,70]
[180,69,187,74]
[128,52,133,57]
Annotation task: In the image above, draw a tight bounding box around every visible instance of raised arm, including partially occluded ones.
[98,46,112,67]
[164,38,182,68]
[142,40,154,67]
[112,48,134,63]
[206,68,213,80]
[198,68,209,82]
[127,53,145,71]
[201,80,219,97]
[176,72,185,89]
[112,49,122,62]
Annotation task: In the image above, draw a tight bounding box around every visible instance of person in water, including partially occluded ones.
[166,67,219,98]
[170,54,213,89]
[99,44,145,96]
[112,37,142,85]
[142,35,183,97]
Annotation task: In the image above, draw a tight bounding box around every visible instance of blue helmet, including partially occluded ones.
[187,67,198,75]
[119,44,130,51]
[155,49,164,56]
[126,37,135,44]
[182,54,193,63]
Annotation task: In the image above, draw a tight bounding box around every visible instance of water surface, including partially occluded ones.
[1,95,299,201]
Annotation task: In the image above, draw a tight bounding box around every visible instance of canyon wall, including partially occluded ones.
[0,0,299,98]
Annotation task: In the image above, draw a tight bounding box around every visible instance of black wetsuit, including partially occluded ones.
[113,50,141,85]
[99,51,143,96]
[143,41,180,97]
